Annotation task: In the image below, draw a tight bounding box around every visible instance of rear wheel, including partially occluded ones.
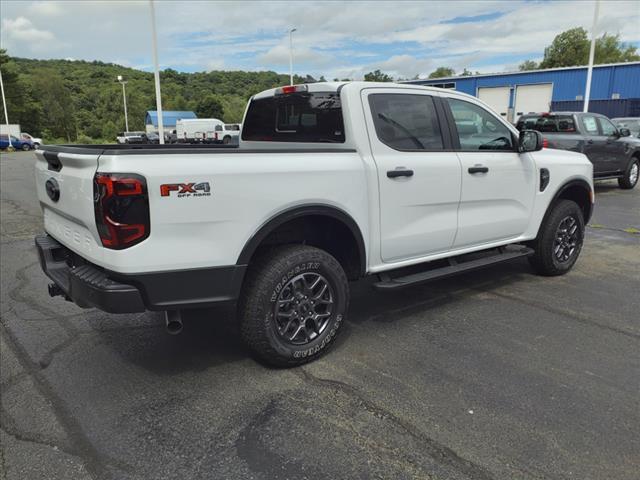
[21,143,31,151]
[238,245,349,367]
[528,200,585,276]
[618,158,639,190]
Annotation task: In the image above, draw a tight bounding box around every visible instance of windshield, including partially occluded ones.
[613,118,640,135]
[242,92,344,143]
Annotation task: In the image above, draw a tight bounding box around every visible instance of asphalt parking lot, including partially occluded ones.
[1,150,638,480]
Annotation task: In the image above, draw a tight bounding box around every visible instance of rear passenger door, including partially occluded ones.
[362,89,462,262]
[443,96,536,248]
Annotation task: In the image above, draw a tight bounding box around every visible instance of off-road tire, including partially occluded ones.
[528,200,585,276]
[618,157,639,190]
[238,245,349,367]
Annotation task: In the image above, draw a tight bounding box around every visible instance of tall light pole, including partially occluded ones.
[149,0,165,144]
[117,75,129,133]
[584,0,600,113]
[0,68,13,149]
[289,28,297,86]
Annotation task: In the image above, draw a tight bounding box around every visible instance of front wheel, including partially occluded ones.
[618,158,639,190]
[528,200,585,276]
[21,143,31,151]
[238,245,349,367]
[222,136,231,145]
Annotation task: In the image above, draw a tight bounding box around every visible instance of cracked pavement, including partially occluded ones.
[1,151,639,480]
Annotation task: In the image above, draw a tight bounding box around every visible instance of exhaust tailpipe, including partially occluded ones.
[165,310,183,335]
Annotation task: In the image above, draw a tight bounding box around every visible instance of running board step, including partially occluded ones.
[373,246,534,290]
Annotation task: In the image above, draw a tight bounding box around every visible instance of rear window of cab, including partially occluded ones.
[517,115,577,133]
[242,92,345,143]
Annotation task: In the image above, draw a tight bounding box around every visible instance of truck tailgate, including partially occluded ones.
[35,149,104,264]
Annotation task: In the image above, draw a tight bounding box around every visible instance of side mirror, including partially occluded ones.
[519,129,543,152]
[619,127,631,137]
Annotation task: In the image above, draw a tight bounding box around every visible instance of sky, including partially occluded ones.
[1,0,639,80]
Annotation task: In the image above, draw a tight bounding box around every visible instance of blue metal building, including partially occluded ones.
[405,62,640,120]
[145,110,197,134]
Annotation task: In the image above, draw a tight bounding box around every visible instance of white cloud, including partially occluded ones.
[257,43,333,67]
[0,0,638,79]
[375,54,434,79]
[1,16,57,49]
[27,0,64,17]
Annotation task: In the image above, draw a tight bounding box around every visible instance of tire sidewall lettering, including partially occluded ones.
[269,262,320,302]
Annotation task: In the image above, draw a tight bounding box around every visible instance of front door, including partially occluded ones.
[362,89,462,262]
[443,96,536,248]
[596,116,629,173]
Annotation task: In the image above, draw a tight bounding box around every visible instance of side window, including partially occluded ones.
[447,98,514,151]
[368,94,444,151]
[598,117,617,136]
[215,125,223,132]
[581,115,599,135]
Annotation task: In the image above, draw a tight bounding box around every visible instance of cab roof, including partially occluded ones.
[252,81,475,101]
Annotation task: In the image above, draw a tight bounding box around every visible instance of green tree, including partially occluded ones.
[428,67,455,79]
[519,60,539,71]
[0,49,42,134]
[460,68,474,76]
[539,27,640,68]
[364,70,393,82]
[195,95,224,119]
[595,33,640,63]
[33,71,77,141]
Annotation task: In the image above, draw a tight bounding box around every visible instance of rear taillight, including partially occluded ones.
[542,137,549,148]
[94,173,150,249]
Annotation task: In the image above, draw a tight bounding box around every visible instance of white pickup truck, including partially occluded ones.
[34,82,594,366]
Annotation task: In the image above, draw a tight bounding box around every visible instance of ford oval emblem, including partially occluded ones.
[45,178,60,202]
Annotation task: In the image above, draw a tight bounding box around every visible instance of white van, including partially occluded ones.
[176,118,224,143]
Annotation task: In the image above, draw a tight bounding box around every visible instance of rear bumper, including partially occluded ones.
[35,234,246,313]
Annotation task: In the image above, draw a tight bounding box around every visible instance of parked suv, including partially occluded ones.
[516,112,640,189]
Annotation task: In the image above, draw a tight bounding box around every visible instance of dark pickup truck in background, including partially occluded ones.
[517,112,640,189]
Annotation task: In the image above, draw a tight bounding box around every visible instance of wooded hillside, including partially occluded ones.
[0,50,307,142]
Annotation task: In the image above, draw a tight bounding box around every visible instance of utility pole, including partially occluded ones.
[149,0,165,144]
[289,28,297,86]
[117,76,129,132]
[584,0,600,113]
[0,68,13,149]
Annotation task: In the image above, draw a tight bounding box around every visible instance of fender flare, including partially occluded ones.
[236,204,367,276]
[547,178,593,224]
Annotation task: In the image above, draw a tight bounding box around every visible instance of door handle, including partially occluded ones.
[587,139,594,144]
[468,166,489,174]
[387,169,414,178]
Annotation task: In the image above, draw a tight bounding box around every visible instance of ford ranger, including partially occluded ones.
[35,82,594,366]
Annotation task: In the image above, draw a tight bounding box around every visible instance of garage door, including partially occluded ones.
[478,87,511,119]
[514,84,553,122]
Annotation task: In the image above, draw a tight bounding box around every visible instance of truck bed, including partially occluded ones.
[39,144,356,155]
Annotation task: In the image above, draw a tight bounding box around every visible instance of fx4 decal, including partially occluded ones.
[160,182,211,198]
